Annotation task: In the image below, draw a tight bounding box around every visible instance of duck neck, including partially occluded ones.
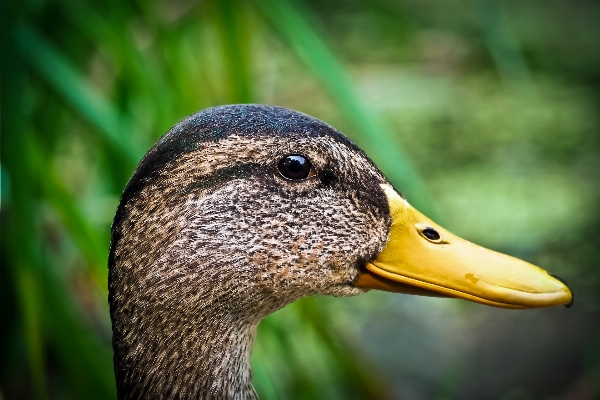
[113,311,259,400]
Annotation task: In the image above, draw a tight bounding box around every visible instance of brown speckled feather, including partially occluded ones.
[109,105,392,399]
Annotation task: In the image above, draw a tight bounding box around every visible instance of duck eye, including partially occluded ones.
[422,227,441,242]
[278,155,315,180]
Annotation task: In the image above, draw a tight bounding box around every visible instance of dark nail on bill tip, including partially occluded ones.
[549,274,574,308]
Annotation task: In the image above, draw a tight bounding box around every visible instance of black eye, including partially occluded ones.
[278,155,314,180]
[422,227,441,241]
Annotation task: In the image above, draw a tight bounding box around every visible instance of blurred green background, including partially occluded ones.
[1,0,599,399]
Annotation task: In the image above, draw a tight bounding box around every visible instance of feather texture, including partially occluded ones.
[109,105,391,399]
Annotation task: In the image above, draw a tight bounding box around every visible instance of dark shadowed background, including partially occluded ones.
[1,0,599,399]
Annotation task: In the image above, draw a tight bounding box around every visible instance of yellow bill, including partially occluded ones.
[355,184,573,309]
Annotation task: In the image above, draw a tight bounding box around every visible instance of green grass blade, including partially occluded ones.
[2,10,48,397]
[474,0,532,87]
[15,23,143,165]
[213,0,255,103]
[15,268,48,400]
[26,137,108,288]
[254,0,435,214]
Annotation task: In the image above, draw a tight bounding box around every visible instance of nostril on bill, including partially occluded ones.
[422,227,440,241]
[550,274,574,308]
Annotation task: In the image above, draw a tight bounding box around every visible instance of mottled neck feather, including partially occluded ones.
[109,186,267,399]
[113,308,258,399]
[109,172,295,399]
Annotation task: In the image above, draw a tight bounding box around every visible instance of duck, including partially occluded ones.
[108,104,573,400]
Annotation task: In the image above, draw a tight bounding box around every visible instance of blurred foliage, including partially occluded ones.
[1,0,599,399]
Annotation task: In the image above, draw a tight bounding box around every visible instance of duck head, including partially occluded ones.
[109,104,572,399]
